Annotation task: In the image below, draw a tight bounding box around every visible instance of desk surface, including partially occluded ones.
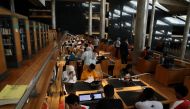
[64,78,170,109]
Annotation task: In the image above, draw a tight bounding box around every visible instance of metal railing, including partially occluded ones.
[16,47,57,109]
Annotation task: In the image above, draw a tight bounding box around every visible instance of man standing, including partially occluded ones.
[114,37,121,59]
[120,39,129,64]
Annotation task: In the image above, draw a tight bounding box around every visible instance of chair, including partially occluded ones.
[113,60,127,77]
[95,64,103,79]
[100,59,109,76]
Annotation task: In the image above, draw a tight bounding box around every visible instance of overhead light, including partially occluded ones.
[178,15,187,21]
[129,1,137,7]
[114,9,120,15]
[82,3,95,8]
[123,6,136,13]
[155,1,169,12]
[156,31,163,34]
[174,39,180,42]
[164,17,185,25]
[113,13,120,18]
[168,31,172,35]
[156,20,169,26]
[122,12,130,16]
[125,22,131,27]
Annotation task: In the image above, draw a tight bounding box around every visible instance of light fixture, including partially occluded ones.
[164,17,185,25]
[123,6,136,13]
[156,20,169,26]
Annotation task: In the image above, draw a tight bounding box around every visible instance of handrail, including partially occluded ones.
[16,47,57,109]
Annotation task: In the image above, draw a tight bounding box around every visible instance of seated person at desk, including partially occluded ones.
[65,93,88,109]
[160,52,174,68]
[96,84,124,109]
[120,64,133,78]
[81,64,99,82]
[69,51,76,61]
[143,46,153,60]
[135,88,163,109]
[170,85,190,109]
[62,65,77,83]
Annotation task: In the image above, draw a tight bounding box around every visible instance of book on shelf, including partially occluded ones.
[0,85,28,106]
[5,49,12,56]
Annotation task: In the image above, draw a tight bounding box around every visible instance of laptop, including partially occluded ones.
[79,93,103,105]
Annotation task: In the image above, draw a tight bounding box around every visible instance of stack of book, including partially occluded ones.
[0,85,27,106]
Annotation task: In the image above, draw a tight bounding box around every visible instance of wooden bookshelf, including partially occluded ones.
[36,22,42,50]
[41,23,46,48]
[0,12,23,67]
[0,33,7,75]
[18,18,32,59]
[29,21,38,54]
[45,24,49,45]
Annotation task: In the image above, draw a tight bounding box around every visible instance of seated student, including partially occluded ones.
[170,85,190,109]
[62,65,77,83]
[96,84,124,109]
[65,93,88,109]
[120,64,133,78]
[69,51,76,61]
[143,46,153,60]
[135,88,163,109]
[81,64,99,82]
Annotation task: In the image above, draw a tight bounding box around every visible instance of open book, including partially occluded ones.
[0,85,28,106]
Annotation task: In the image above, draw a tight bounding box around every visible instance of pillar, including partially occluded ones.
[133,0,149,63]
[148,0,157,48]
[52,0,56,29]
[88,1,92,36]
[10,0,15,13]
[180,4,190,60]
[100,0,106,39]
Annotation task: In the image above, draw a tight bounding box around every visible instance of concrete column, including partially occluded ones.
[180,4,190,60]
[88,1,92,36]
[10,0,15,13]
[100,0,106,39]
[133,0,149,63]
[52,0,56,29]
[148,0,157,48]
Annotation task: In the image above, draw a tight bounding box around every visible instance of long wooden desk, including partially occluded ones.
[134,58,158,74]
[155,64,190,86]
[63,78,172,109]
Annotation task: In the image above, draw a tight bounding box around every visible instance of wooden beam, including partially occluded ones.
[158,0,188,7]
[29,16,52,19]
[29,9,51,12]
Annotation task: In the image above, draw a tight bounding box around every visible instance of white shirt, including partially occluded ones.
[135,101,163,109]
[115,40,121,47]
[62,71,77,83]
[81,50,93,65]
[94,39,99,46]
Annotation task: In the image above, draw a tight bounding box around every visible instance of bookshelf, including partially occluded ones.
[45,25,49,45]
[0,33,7,75]
[18,19,29,59]
[36,22,41,50]
[0,15,22,67]
[41,23,46,48]
[29,21,38,54]
[45,24,49,45]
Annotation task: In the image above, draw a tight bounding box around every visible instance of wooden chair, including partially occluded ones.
[113,60,127,77]
[100,59,109,76]
[69,61,77,69]
[83,64,88,71]
[95,64,103,79]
